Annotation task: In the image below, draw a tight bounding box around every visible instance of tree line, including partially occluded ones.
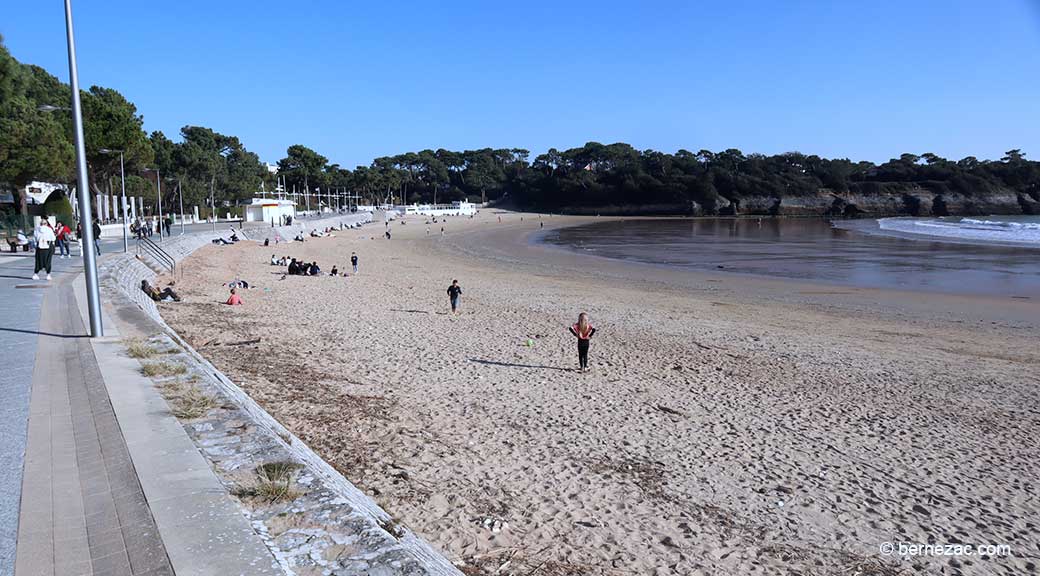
[3,35,1039,222]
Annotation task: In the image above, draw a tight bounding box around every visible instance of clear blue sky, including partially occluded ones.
[3,1,1039,168]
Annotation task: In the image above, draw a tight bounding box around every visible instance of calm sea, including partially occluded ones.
[541,217,1040,297]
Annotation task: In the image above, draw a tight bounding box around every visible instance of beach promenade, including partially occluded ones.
[0,213,460,576]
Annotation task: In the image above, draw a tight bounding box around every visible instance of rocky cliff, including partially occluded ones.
[698,188,1039,217]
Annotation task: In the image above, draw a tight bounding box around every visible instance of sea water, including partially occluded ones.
[875,215,1040,247]
[542,218,1040,297]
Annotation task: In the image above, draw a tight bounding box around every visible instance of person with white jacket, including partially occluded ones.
[33,220,57,281]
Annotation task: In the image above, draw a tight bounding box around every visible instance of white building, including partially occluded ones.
[21,181,69,205]
[398,201,477,217]
[243,198,296,224]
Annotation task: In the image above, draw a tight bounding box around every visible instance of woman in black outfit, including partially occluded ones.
[568,312,596,372]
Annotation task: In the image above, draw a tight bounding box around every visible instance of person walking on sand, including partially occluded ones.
[568,312,597,372]
[447,279,462,315]
[351,252,358,273]
[32,220,56,281]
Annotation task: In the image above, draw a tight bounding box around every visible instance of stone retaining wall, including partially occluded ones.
[98,212,461,576]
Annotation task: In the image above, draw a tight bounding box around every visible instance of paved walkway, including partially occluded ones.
[12,258,173,576]
[0,254,47,576]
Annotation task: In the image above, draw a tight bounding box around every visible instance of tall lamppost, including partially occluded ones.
[61,0,102,336]
[177,177,185,234]
[142,167,163,241]
[98,149,128,252]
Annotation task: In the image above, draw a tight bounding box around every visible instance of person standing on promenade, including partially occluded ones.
[568,312,597,372]
[447,279,463,315]
[55,221,71,258]
[32,220,56,281]
[351,252,359,273]
[92,218,102,255]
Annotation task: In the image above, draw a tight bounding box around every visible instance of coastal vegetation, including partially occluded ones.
[3,36,1039,218]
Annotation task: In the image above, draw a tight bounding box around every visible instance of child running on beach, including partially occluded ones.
[568,312,596,372]
[447,279,462,315]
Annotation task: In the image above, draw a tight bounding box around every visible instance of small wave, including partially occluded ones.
[877,217,1040,246]
[961,218,1040,230]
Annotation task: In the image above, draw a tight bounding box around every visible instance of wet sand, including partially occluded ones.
[159,211,1040,575]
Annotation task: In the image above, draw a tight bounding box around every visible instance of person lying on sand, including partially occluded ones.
[226,287,242,306]
[568,312,597,373]
[140,280,181,302]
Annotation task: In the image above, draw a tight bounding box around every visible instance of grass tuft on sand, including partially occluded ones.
[125,338,162,359]
[233,461,303,503]
[157,378,217,419]
[140,361,187,378]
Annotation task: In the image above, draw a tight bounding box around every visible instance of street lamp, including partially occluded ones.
[141,167,163,241]
[98,148,128,252]
[177,177,185,234]
[62,0,102,337]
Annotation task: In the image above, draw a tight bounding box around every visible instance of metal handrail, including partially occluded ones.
[136,236,176,276]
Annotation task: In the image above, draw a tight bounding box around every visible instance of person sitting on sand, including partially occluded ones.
[270,254,278,265]
[288,258,300,275]
[279,256,288,265]
[308,262,321,275]
[330,266,339,276]
[140,280,181,302]
[568,312,597,373]
[447,279,462,315]
[226,287,242,305]
[294,234,305,242]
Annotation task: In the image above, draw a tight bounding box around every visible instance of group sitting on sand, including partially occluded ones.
[213,231,240,245]
[287,258,322,276]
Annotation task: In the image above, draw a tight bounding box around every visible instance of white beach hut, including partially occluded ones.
[244,198,296,224]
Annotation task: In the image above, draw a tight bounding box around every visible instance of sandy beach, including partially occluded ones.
[158,211,1040,575]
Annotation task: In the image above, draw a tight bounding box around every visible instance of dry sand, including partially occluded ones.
[159,211,1040,575]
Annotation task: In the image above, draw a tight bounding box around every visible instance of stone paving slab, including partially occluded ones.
[14,276,173,576]
[0,255,48,576]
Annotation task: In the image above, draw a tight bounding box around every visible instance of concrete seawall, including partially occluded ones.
[98,211,462,575]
